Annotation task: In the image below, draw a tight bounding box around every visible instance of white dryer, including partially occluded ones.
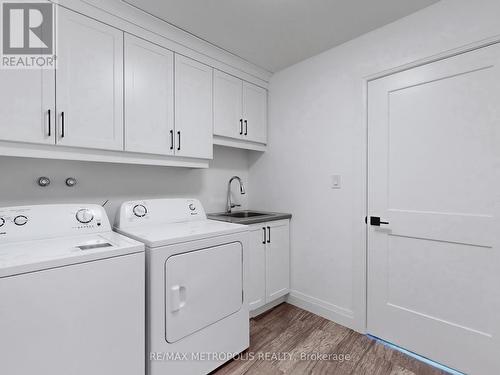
[115,198,249,375]
[0,204,145,375]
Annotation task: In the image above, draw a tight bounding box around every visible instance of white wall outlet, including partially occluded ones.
[331,174,341,189]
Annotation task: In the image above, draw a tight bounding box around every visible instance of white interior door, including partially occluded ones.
[174,54,213,159]
[242,82,267,144]
[56,7,123,151]
[124,34,174,155]
[213,69,243,139]
[367,43,500,375]
[0,68,54,144]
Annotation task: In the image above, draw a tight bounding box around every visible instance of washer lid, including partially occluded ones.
[0,232,144,277]
[115,219,247,248]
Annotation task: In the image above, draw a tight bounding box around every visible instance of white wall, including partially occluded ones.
[248,0,500,332]
[0,146,249,225]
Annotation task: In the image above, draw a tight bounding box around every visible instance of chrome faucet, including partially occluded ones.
[226,176,246,213]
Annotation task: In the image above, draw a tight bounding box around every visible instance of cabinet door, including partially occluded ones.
[0,68,54,144]
[56,8,123,151]
[174,54,213,159]
[213,70,243,139]
[248,225,267,311]
[125,34,174,155]
[242,82,267,144]
[265,220,290,302]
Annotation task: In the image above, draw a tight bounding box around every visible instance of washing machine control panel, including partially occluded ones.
[0,204,110,242]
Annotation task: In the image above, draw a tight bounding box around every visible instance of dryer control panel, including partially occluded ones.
[115,199,206,229]
[0,204,110,243]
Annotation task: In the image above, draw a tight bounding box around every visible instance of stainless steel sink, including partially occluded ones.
[223,211,268,218]
[208,210,292,225]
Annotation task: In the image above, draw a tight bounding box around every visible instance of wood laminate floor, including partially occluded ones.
[213,303,448,375]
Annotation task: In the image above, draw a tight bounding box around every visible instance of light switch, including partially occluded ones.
[331,175,341,189]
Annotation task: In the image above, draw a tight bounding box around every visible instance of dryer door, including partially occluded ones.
[165,242,243,343]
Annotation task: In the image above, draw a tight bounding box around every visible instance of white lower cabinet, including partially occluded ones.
[248,220,290,311]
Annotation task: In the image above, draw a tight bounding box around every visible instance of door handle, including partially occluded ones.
[47,109,51,137]
[60,112,65,138]
[170,130,174,150]
[244,120,248,136]
[177,131,181,151]
[239,119,243,135]
[370,216,389,226]
[262,227,266,244]
[267,226,271,243]
[170,285,186,312]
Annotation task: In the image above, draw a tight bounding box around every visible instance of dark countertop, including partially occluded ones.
[207,210,292,225]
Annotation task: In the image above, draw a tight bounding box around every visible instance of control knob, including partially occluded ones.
[0,217,5,227]
[14,215,28,226]
[133,204,147,217]
[76,209,94,224]
[188,203,196,211]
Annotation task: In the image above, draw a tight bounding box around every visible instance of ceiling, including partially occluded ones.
[124,0,440,72]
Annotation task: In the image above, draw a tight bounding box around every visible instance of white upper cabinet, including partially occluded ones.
[56,7,124,151]
[214,70,243,139]
[0,69,55,145]
[174,54,213,159]
[214,69,268,145]
[0,3,267,166]
[124,34,174,155]
[242,82,267,144]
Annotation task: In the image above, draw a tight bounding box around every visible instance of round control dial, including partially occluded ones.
[14,215,28,226]
[0,217,5,227]
[133,204,147,217]
[76,208,94,224]
[188,203,196,211]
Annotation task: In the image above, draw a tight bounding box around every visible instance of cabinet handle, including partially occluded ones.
[47,109,51,137]
[60,112,65,138]
[177,131,181,151]
[239,119,243,135]
[244,120,248,136]
[170,130,174,150]
[262,227,266,244]
[267,226,271,243]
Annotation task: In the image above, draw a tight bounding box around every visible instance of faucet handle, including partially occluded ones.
[231,203,241,209]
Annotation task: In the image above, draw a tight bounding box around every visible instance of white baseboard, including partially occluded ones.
[250,296,287,318]
[286,290,357,331]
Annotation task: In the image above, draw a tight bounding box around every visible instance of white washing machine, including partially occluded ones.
[0,204,145,375]
[115,198,249,375]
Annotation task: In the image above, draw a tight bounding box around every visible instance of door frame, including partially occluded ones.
[361,34,500,333]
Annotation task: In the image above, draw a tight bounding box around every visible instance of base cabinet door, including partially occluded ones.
[174,54,213,159]
[242,82,267,144]
[247,225,267,311]
[56,7,124,151]
[265,220,290,301]
[124,34,174,155]
[0,68,54,144]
